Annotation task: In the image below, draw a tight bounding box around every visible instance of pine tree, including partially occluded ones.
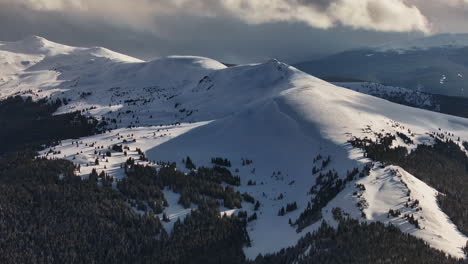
[185,156,196,170]
[278,207,285,216]
[254,201,260,211]
[88,168,98,183]
[163,212,170,222]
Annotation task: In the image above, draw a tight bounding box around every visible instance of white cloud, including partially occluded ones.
[12,0,431,33]
[220,0,431,33]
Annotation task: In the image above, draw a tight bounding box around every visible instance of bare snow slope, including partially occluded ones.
[4,36,467,259]
[323,165,467,258]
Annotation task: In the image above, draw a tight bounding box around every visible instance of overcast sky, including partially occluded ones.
[1,0,468,63]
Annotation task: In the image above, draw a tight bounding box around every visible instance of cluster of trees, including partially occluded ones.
[295,170,341,231]
[89,168,113,187]
[295,164,372,231]
[112,144,124,152]
[0,153,167,264]
[278,202,298,216]
[0,152,251,264]
[238,210,258,222]
[312,155,332,174]
[247,179,257,185]
[397,131,414,144]
[0,96,253,263]
[242,192,255,203]
[135,148,147,161]
[161,205,250,264]
[122,161,244,210]
[241,158,253,166]
[252,208,465,264]
[117,164,167,213]
[388,209,402,217]
[349,133,407,164]
[313,154,323,163]
[0,96,101,154]
[405,214,421,229]
[211,157,232,167]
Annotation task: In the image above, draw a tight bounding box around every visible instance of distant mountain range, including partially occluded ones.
[295,33,468,98]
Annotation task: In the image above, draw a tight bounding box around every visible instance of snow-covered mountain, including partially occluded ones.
[295,33,468,98]
[336,82,441,110]
[2,36,468,259]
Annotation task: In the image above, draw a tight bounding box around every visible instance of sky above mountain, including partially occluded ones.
[1,0,468,63]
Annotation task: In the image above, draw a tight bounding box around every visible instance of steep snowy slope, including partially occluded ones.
[4,36,467,259]
[323,164,468,258]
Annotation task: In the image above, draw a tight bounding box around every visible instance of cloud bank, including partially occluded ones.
[3,0,468,63]
[14,0,431,33]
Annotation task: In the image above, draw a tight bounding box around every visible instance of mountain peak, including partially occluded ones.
[21,35,48,44]
[0,35,75,56]
[17,35,67,50]
[0,36,143,63]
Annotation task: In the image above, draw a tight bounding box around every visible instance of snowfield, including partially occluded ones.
[3,36,468,259]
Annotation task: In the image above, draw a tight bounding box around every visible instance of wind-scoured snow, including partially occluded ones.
[5,36,468,259]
